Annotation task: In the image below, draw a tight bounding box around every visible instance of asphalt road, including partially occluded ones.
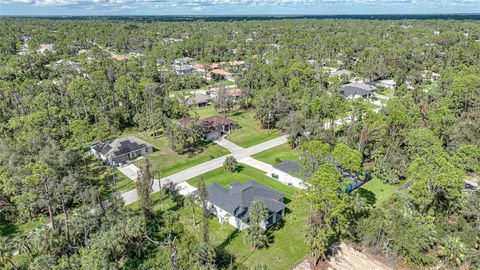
[121,135,288,205]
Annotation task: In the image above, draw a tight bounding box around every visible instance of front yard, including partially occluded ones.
[121,130,229,178]
[252,144,300,165]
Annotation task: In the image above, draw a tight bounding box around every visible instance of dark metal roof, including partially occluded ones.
[195,180,285,221]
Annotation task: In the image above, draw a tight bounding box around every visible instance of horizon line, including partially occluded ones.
[1,13,480,17]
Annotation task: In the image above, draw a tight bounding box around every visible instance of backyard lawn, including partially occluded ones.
[356,177,401,206]
[193,105,218,119]
[252,144,300,165]
[184,165,309,270]
[121,130,229,177]
[226,111,281,148]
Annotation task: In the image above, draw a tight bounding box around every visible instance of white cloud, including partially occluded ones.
[1,0,479,11]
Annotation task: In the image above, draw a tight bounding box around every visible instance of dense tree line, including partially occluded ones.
[0,17,479,269]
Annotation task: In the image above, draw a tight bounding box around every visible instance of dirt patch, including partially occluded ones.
[293,243,403,270]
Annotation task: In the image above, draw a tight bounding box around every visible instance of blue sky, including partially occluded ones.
[1,0,479,16]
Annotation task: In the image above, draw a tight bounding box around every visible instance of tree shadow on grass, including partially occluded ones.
[217,228,240,250]
[234,164,245,173]
[216,229,241,268]
[356,188,377,205]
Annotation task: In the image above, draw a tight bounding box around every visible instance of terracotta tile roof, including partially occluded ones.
[200,115,237,128]
[211,69,232,76]
[111,55,128,61]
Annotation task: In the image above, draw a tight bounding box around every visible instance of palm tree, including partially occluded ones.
[185,193,197,225]
[245,225,269,250]
[244,201,270,250]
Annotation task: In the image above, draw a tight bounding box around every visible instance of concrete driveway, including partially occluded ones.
[121,135,288,205]
[214,137,245,152]
[239,157,273,174]
[118,164,141,181]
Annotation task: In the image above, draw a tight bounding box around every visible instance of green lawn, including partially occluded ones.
[356,177,401,206]
[193,105,218,119]
[1,217,47,237]
[252,144,300,165]
[376,87,394,97]
[120,130,229,177]
[114,173,136,192]
[184,165,309,270]
[226,111,281,148]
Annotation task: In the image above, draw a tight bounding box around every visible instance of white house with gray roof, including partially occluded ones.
[338,82,377,100]
[271,160,306,189]
[195,181,286,230]
[91,136,153,166]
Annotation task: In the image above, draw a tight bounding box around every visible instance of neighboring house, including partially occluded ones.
[377,79,397,90]
[173,64,195,75]
[111,55,129,61]
[54,60,83,75]
[338,82,377,99]
[91,136,153,166]
[211,69,234,81]
[464,176,479,192]
[272,159,365,192]
[420,70,441,82]
[200,115,238,141]
[182,94,211,107]
[194,181,286,230]
[271,160,307,189]
[37,44,55,54]
[173,57,194,65]
[329,69,353,78]
[209,87,242,102]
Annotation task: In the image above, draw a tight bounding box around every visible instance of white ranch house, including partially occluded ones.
[194,181,286,230]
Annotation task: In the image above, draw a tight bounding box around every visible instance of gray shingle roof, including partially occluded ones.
[273,160,312,179]
[339,82,377,97]
[92,136,150,158]
[195,180,285,222]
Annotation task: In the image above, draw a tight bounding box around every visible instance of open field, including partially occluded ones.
[226,111,282,148]
[252,144,300,165]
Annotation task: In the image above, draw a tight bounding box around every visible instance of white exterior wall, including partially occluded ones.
[271,168,304,189]
[204,131,221,141]
[209,203,249,230]
[207,201,282,231]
